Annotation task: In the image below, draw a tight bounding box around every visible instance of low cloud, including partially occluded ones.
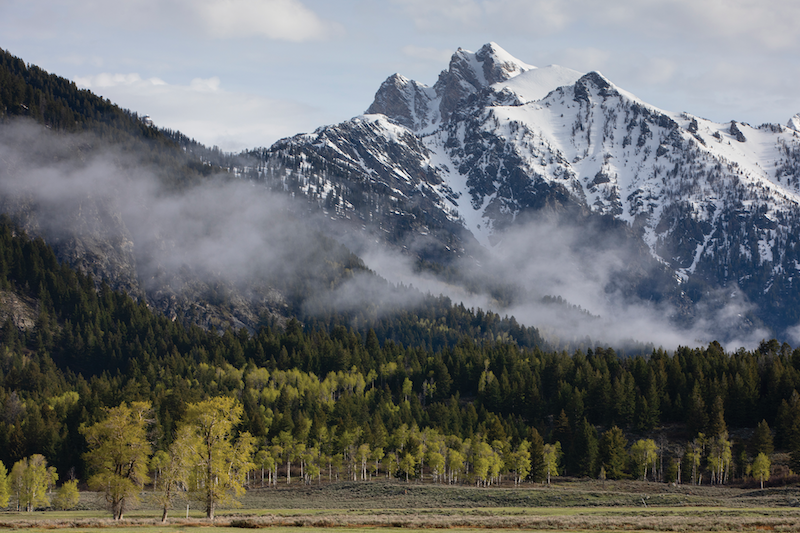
[343,208,771,351]
[0,121,322,308]
[0,120,775,351]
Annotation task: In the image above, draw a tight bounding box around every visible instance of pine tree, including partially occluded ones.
[599,426,629,479]
[527,428,546,483]
[709,396,727,437]
[572,418,598,477]
[749,420,774,457]
[687,382,709,436]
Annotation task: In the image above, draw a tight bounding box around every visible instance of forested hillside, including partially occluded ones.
[2,218,800,494]
[0,46,240,187]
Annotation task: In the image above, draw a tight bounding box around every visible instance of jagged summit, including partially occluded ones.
[367,42,537,131]
[442,42,535,89]
[365,74,436,131]
[788,113,800,132]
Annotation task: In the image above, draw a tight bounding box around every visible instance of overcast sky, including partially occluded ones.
[2,0,799,152]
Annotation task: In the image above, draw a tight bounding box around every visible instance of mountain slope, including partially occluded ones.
[246,43,800,344]
[0,47,556,350]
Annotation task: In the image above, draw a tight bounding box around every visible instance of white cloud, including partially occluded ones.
[73,73,321,151]
[6,0,342,43]
[189,77,221,92]
[391,0,570,33]
[74,73,167,89]
[187,0,344,41]
[391,0,800,52]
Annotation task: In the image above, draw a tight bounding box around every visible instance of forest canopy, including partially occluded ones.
[1,216,800,497]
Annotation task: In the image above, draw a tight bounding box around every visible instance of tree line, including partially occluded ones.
[1,216,800,511]
[0,394,779,519]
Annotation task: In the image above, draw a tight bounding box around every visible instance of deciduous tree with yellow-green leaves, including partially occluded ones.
[52,479,80,510]
[0,461,9,508]
[174,396,255,520]
[630,439,658,481]
[82,401,152,520]
[10,454,55,512]
[752,452,771,489]
[543,442,561,485]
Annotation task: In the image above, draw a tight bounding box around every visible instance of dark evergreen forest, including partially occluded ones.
[1,217,800,486]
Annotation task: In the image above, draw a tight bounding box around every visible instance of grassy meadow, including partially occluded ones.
[2,480,800,532]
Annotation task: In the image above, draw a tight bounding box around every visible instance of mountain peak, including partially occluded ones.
[366,73,436,131]
[366,43,535,131]
[475,42,533,83]
[788,113,800,132]
[434,43,534,121]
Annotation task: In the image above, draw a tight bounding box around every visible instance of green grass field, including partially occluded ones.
[2,480,800,531]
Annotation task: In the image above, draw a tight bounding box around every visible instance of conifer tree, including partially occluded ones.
[572,418,598,477]
[749,420,774,457]
[527,428,546,483]
[599,426,629,479]
[687,383,709,436]
[709,396,727,437]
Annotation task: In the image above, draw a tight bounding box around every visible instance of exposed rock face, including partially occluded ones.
[0,290,38,330]
[365,74,435,131]
[433,43,532,122]
[250,42,800,341]
[366,42,533,130]
[730,121,747,142]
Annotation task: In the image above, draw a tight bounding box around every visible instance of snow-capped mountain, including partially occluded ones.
[247,43,800,342]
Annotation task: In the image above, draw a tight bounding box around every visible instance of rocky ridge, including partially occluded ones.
[247,43,800,342]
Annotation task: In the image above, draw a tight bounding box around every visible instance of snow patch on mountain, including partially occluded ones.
[494,65,584,104]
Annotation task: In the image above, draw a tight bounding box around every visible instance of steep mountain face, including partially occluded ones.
[248,43,800,342]
[366,43,534,130]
